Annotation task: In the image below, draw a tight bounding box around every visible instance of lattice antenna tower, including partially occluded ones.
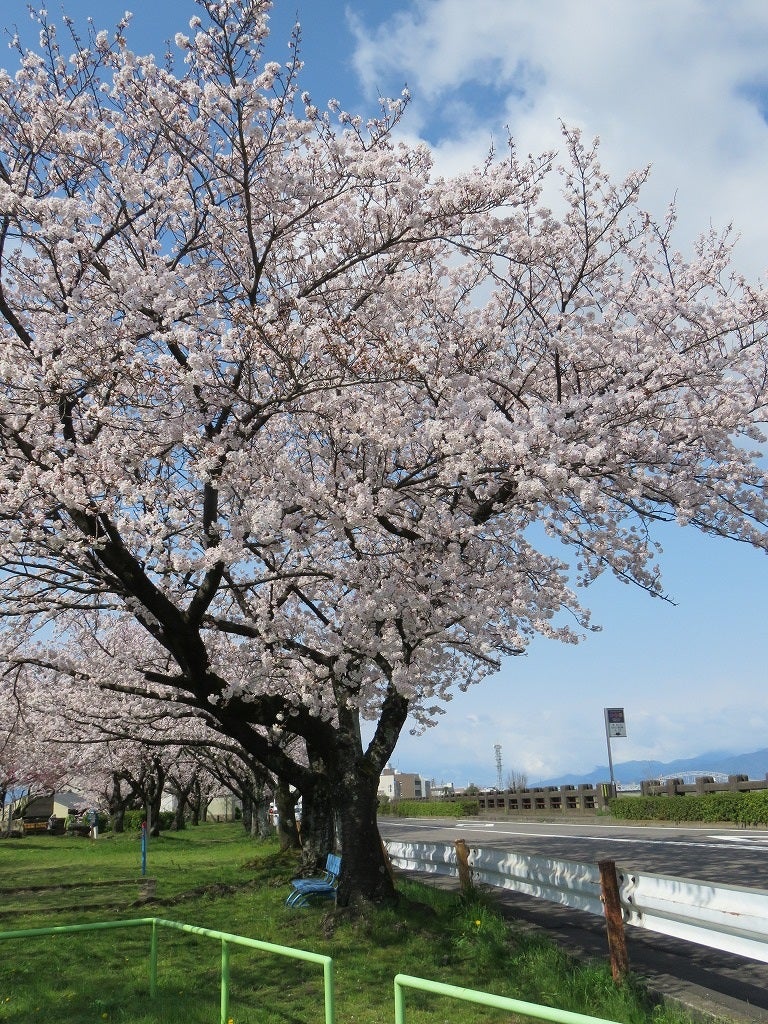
[494,743,502,790]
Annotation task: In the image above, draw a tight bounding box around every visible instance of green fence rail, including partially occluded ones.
[394,973,624,1024]
[0,916,335,1024]
[1,917,626,1024]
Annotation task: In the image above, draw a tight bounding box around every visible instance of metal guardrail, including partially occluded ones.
[470,848,604,917]
[383,841,458,880]
[385,840,768,964]
[621,870,768,962]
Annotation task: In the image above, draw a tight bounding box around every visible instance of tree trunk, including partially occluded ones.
[323,689,408,906]
[190,778,209,824]
[106,773,133,834]
[298,761,335,874]
[275,780,301,851]
[171,792,187,831]
[254,799,271,839]
[1,787,10,837]
[246,775,271,838]
[241,797,253,835]
[332,748,395,906]
[145,766,164,838]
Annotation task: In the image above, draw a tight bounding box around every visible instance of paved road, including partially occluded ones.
[378,816,768,889]
[378,817,768,1022]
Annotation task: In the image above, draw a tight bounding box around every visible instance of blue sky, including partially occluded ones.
[4,1,767,785]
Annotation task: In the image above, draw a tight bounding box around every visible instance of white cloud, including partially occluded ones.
[350,3,768,784]
[349,0,768,278]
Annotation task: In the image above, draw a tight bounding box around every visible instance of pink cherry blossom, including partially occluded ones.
[0,2,766,903]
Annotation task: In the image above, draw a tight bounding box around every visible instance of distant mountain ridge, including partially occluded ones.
[536,748,768,788]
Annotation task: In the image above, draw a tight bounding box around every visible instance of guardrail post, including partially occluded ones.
[323,957,336,1024]
[455,839,472,892]
[149,919,158,998]
[220,938,230,1024]
[598,860,628,983]
[394,975,407,1024]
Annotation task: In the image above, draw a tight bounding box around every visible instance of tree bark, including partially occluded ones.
[275,779,301,851]
[105,772,135,834]
[253,798,270,838]
[241,797,254,835]
[170,790,187,830]
[299,767,335,874]
[328,689,409,906]
[335,777,394,905]
[144,761,165,838]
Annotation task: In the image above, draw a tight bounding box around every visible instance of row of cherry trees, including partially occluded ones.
[1,674,276,837]
[0,683,66,831]
[1,1,766,902]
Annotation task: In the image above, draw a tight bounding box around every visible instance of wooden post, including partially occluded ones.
[380,838,395,885]
[455,838,472,892]
[598,859,629,982]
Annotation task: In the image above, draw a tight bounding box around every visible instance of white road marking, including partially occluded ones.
[381,819,768,850]
[710,834,768,850]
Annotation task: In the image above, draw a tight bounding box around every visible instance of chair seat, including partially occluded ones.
[286,853,341,907]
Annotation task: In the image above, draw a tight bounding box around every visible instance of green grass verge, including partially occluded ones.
[0,823,720,1024]
[378,799,480,817]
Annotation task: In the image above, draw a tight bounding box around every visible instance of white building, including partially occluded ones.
[378,765,431,800]
[429,782,455,798]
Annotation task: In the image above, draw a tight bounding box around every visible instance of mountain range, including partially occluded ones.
[535,748,768,788]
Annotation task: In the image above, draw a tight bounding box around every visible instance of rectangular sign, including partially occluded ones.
[605,707,627,738]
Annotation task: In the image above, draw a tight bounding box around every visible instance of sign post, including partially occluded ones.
[603,707,627,792]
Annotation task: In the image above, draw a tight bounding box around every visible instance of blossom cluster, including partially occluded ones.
[0,2,766,806]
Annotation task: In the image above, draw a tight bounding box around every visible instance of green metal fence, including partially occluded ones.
[1,917,626,1024]
[394,973,624,1024]
[0,916,335,1024]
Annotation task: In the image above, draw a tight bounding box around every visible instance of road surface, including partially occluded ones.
[378,816,768,889]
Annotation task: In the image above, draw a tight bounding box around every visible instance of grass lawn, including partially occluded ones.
[0,823,713,1024]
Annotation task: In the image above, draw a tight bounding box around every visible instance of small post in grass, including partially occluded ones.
[598,858,629,982]
[381,839,395,885]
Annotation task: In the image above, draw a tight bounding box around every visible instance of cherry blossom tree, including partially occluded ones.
[15,667,260,834]
[0,1,766,902]
[0,670,72,830]
[0,689,45,829]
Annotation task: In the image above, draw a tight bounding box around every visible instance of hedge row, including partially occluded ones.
[379,799,479,818]
[611,790,768,825]
[119,809,176,832]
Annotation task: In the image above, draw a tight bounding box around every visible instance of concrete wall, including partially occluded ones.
[475,774,768,814]
[476,783,615,813]
[639,774,768,797]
